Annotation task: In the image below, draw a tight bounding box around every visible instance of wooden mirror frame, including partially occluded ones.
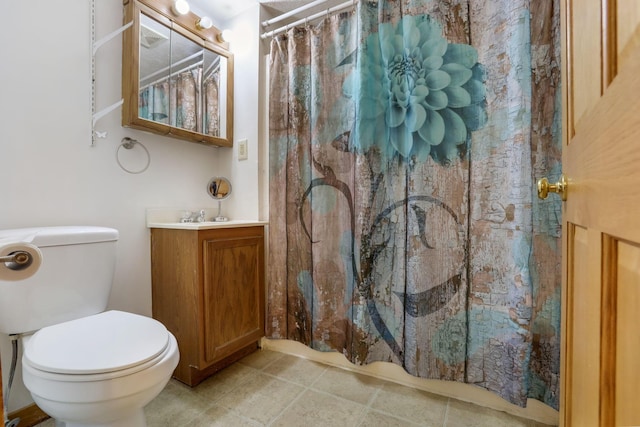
[122,0,234,147]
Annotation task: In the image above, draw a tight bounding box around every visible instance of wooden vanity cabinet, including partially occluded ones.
[150,226,265,386]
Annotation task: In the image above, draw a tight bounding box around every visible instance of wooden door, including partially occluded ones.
[0,369,3,424]
[560,1,640,426]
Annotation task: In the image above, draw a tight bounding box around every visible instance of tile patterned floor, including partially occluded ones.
[36,349,556,427]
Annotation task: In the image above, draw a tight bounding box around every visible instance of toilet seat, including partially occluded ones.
[22,329,179,426]
[23,310,170,377]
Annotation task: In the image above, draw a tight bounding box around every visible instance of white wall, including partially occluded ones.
[0,0,262,412]
[223,3,264,221]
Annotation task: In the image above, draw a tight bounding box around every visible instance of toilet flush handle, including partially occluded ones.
[0,251,34,271]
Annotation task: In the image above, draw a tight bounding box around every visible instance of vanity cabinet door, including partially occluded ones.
[200,228,265,366]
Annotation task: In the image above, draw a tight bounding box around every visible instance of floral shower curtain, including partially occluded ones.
[268,0,561,409]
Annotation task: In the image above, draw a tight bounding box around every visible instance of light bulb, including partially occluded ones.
[218,29,233,43]
[171,0,190,16]
[196,17,213,30]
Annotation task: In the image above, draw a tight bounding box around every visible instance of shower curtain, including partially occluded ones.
[268,0,561,409]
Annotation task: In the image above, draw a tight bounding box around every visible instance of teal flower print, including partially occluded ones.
[344,15,487,165]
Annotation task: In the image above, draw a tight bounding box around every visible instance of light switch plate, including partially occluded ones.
[238,139,248,161]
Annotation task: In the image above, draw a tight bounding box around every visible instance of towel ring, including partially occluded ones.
[116,137,150,174]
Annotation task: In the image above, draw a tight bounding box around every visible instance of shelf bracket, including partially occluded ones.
[93,99,124,128]
[91,0,132,145]
[93,21,132,56]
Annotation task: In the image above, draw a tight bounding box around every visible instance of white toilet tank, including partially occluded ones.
[0,226,118,335]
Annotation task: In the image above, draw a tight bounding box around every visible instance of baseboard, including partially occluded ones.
[8,403,49,427]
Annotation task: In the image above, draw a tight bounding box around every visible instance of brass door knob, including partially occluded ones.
[537,174,567,201]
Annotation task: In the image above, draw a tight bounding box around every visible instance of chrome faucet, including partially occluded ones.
[179,210,208,223]
[179,211,194,223]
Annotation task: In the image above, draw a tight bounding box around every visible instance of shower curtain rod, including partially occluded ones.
[261,0,328,28]
[260,0,356,39]
[203,57,221,80]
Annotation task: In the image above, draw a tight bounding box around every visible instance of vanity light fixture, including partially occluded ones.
[217,29,234,43]
[196,16,213,30]
[171,0,190,16]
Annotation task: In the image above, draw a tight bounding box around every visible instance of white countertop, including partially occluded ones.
[147,220,268,230]
[146,208,267,230]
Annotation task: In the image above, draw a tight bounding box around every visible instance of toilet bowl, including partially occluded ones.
[21,310,179,427]
[0,226,180,426]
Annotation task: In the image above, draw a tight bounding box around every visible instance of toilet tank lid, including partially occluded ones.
[0,226,118,247]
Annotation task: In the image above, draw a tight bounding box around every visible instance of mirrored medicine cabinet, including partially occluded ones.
[122,0,234,147]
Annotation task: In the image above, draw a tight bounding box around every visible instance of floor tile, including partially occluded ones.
[187,404,262,427]
[358,408,422,426]
[189,362,257,403]
[371,382,448,426]
[238,348,285,370]
[144,379,213,426]
[215,372,305,424]
[445,399,531,427]
[271,389,366,427]
[311,367,385,405]
[261,354,328,387]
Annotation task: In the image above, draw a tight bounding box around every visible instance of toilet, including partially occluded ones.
[0,226,179,427]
